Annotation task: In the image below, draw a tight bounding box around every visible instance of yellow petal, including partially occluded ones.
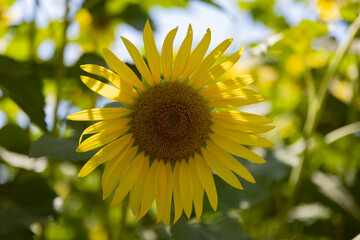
[212,117,275,133]
[79,118,130,144]
[202,148,243,190]
[111,152,146,206]
[81,76,134,104]
[78,134,133,177]
[80,64,138,98]
[181,29,211,82]
[193,46,245,89]
[194,152,217,211]
[200,75,254,97]
[129,156,149,215]
[101,142,137,199]
[163,162,173,226]
[67,108,132,121]
[137,159,159,221]
[209,133,265,164]
[121,37,154,87]
[155,160,167,223]
[211,125,274,147]
[161,28,178,82]
[171,25,193,82]
[205,87,266,100]
[76,126,129,152]
[179,160,193,219]
[206,140,255,183]
[143,20,161,84]
[207,89,268,108]
[103,48,145,91]
[188,156,204,221]
[173,161,183,224]
[211,110,273,124]
[188,38,233,86]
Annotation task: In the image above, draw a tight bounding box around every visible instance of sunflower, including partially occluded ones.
[67,20,274,225]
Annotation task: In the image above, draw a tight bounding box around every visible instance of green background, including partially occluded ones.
[0,0,360,239]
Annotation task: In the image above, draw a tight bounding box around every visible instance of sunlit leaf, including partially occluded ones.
[238,0,288,31]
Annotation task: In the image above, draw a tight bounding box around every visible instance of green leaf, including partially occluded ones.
[0,171,57,240]
[213,152,291,210]
[29,135,95,161]
[119,4,149,31]
[340,2,360,23]
[0,56,47,132]
[0,124,30,154]
[103,102,126,108]
[4,24,32,61]
[271,20,328,54]
[171,213,250,240]
[141,0,188,10]
[238,0,288,31]
[199,0,222,10]
[0,206,35,240]
[12,172,57,216]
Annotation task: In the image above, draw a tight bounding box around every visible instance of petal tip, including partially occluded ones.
[120,36,128,44]
[80,64,87,71]
[102,48,111,56]
[258,159,266,164]
[80,75,86,81]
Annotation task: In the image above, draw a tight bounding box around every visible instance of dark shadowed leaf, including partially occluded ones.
[0,124,30,154]
[118,4,149,31]
[211,152,291,210]
[171,213,250,240]
[0,56,47,132]
[29,135,95,161]
[0,171,57,239]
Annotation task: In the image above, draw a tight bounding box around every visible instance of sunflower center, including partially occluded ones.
[158,108,188,138]
[131,82,211,162]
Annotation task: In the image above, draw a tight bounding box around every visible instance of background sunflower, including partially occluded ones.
[1,0,360,239]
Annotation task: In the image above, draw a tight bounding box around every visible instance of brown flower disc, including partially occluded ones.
[131,82,211,162]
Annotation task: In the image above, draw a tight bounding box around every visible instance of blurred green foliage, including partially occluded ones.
[0,0,360,239]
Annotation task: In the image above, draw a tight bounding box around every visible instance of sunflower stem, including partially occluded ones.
[342,54,360,185]
[50,0,69,137]
[304,14,360,136]
[118,198,129,240]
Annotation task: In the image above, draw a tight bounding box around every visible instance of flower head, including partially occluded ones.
[67,20,274,225]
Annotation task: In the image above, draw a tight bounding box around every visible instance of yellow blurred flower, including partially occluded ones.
[258,65,278,87]
[279,118,297,139]
[285,54,306,75]
[76,8,93,30]
[316,0,341,21]
[306,50,328,69]
[330,79,353,103]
